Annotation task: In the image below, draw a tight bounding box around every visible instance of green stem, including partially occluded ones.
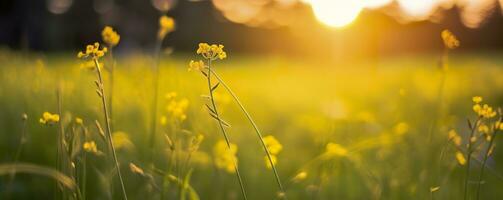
[56,86,67,199]
[206,60,248,200]
[209,68,287,198]
[5,114,28,199]
[475,129,499,200]
[94,59,128,200]
[464,118,480,200]
[108,47,115,132]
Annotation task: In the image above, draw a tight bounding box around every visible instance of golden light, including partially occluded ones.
[397,0,438,18]
[363,0,392,9]
[309,0,363,28]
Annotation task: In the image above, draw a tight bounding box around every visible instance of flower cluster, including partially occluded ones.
[325,142,348,157]
[101,26,120,47]
[77,42,108,60]
[450,96,501,166]
[188,60,205,72]
[448,129,462,146]
[83,141,99,153]
[158,15,175,39]
[213,140,238,173]
[441,29,460,49]
[163,92,189,121]
[196,43,227,60]
[39,112,60,124]
[472,96,497,119]
[263,135,282,169]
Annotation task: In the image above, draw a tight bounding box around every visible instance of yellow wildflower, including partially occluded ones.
[75,117,83,125]
[188,60,205,72]
[158,15,175,39]
[472,97,497,118]
[441,30,460,49]
[292,171,308,182]
[478,124,489,134]
[325,142,348,157]
[101,26,120,47]
[472,96,482,104]
[263,135,283,155]
[39,112,60,124]
[265,155,278,169]
[448,130,462,146]
[455,151,466,165]
[196,43,227,60]
[83,141,98,153]
[77,42,108,60]
[213,140,238,173]
[166,97,189,121]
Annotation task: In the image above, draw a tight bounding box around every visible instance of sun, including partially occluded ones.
[309,0,363,28]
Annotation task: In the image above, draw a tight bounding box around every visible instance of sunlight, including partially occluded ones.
[309,0,363,28]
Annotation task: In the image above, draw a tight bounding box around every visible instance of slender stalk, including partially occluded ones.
[475,129,499,200]
[108,47,115,132]
[148,38,163,163]
[209,68,288,198]
[464,118,480,200]
[5,114,28,199]
[206,59,248,200]
[93,59,128,200]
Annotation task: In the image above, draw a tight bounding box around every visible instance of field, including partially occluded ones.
[0,49,502,199]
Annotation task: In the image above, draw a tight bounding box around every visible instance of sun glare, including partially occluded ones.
[309,0,363,28]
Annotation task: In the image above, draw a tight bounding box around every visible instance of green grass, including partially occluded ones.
[0,51,502,199]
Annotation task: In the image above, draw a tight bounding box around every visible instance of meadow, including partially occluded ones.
[0,42,503,200]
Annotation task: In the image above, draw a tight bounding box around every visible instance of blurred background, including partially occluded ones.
[2,1,503,199]
[1,0,503,60]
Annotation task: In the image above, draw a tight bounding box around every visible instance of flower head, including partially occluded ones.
[264,155,278,169]
[448,129,462,146]
[441,30,460,49]
[196,43,227,60]
[188,60,205,72]
[39,112,59,125]
[158,15,175,39]
[213,140,238,173]
[83,141,99,153]
[472,96,482,104]
[263,135,283,155]
[165,97,189,121]
[77,42,108,60]
[455,151,466,165]
[75,117,83,125]
[101,26,120,47]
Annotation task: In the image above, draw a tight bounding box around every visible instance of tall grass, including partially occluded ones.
[92,59,128,200]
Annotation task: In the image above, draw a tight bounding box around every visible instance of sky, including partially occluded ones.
[1,0,503,58]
